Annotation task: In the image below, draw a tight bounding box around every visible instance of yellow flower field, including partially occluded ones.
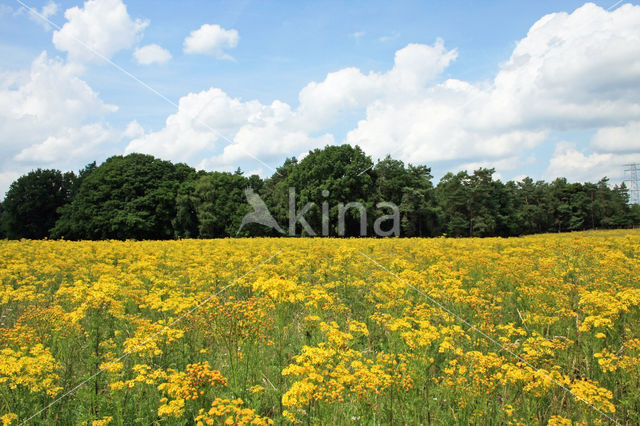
[1,230,639,424]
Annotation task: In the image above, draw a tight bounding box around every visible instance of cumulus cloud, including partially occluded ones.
[0,52,116,130]
[0,52,118,194]
[134,43,172,65]
[123,120,144,138]
[590,121,640,153]
[183,24,238,59]
[126,3,640,181]
[297,40,458,131]
[343,3,640,178]
[344,93,548,163]
[125,88,333,171]
[15,123,113,164]
[477,2,640,131]
[125,39,459,171]
[52,0,148,63]
[545,142,640,182]
[1,1,152,195]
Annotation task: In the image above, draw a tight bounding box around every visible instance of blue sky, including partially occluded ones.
[1,0,640,196]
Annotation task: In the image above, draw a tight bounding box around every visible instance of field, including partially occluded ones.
[1,231,639,425]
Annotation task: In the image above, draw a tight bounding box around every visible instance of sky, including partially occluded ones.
[1,0,640,197]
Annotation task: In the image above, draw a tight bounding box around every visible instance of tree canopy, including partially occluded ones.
[50,154,195,240]
[1,147,638,240]
[1,169,76,239]
[174,170,255,239]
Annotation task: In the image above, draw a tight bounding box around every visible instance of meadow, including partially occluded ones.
[0,230,639,425]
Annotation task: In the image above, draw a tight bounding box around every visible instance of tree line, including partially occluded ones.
[1,145,638,240]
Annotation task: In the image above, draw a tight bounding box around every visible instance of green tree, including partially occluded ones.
[373,156,439,236]
[495,180,519,237]
[514,178,549,234]
[630,203,640,227]
[467,168,499,237]
[51,154,194,240]
[173,178,199,239]
[436,171,470,237]
[258,157,298,236]
[0,201,6,238]
[568,183,590,231]
[5,144,637,241]
[436,168,503,237]
[2,169,76,239]
[174,171,253,238]
[607,183,632,228]
[546,178,572,233]
[262,145,374,236]
[586,178,631,229]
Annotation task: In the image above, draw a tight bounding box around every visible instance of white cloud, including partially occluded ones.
[2,0,638,199]
[134,43,172,65]
[351,31,365,39]
[183,24,238,59]
[15,123,113,164]
[477,3,640,131]
[130,38,458,168]
[41,1,58,16]
[338,42,546,162]
[591,121,640,153]
[0,51,118,194]
[52,0,148,63]
[26,1,58,30]
[345,3,640,164]
[297,40,458,131]
[58,1,640,185]
[125,87,333,171]
[126,88,260,163]
[129,3,640,178]
[0,52,116,129]
[545,142,640,182]
[123,120,144,138]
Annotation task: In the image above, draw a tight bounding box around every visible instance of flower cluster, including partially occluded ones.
[195,398,274,425]
[0,231,638,423]
[157,362,228,417]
